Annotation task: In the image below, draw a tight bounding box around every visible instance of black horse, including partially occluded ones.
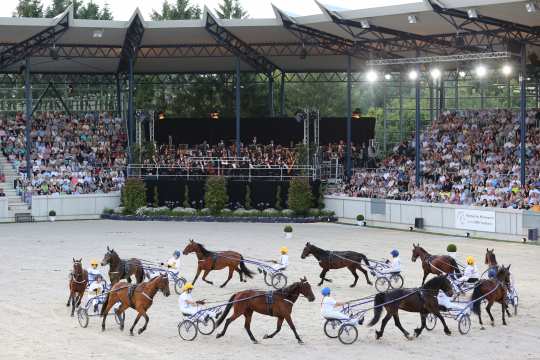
[368,275,454,339]
[300,242,372,287]
[101,247,144,285]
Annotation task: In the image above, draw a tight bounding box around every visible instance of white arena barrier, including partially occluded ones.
[324,195,540,242]
[31,192,121,221]
[0,197,9,222]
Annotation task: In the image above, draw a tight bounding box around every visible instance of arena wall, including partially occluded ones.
[0,197,8,222]
[324,196,540,242]
[31,192,121,221]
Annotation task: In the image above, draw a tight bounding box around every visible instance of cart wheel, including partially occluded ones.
[197,316,216,335]
[338,324,358,345]
[389,274,404,289]
[77,308,89,328]
[178,320,198,341]
[323,319,342,339]
[271,273,288,289]
[425,313,437,331]
[263,271,272,286]
[114,309,125,326]
[375,277,390,292]
[458,314,471,335]
[175,278,187,295]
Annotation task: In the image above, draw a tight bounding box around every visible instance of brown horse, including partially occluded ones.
[182,239,255,288]
[101,247,145,285]
[368,275,454,339]
[300,242,372,287]
[215,277,316,344]
[471,265,511,329]
[411,243,461,285]
[485,248,498,277]
[66,258,88,317]
[100,273,170,335]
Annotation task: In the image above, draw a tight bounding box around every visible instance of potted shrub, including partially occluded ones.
[48,210,56,222]
[447,244,457,259]
[356,214,366,227]
[284,225,293,239]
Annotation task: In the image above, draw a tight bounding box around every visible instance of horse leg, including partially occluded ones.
[415,313,426,337]
[138,311,149,335]
[129,313,142,336]
[70,293,77,317]
[501,301,507,326]
[435,312,451,335]
[375,311,392,340]
[347,266,359,287]
[243,310,258,344]
[220,267,234,288]
[477,302,485,330]
[421,271,428,285]
[192,268,202,285]
[66,291,72,307]
[284,314,304,344]
[357,265,373,286]
[101,297,115,331]
[216,307,242,338]
[236,267,244,282]
[317,268,331,286]
[115,303,129,331]
[486,301,495,326]
[393,314,412,340]
[263,317,284,339]
[202,269,214,285]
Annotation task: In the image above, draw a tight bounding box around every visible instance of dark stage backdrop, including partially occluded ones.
[155,116,375,146]
[145,178,321,210]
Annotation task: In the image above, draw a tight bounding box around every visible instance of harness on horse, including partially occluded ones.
[127,284,137,308]
[211,253,219,270]
[265,291,274,316]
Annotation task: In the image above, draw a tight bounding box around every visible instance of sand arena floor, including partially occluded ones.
[1,220,539,360]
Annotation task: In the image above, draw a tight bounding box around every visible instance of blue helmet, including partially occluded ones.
[391,249,399,257]
[173,250,181,258]
[321,287,331,296]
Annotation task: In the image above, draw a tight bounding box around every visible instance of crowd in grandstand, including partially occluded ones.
[0,112,127,196]
[336,109,540,209]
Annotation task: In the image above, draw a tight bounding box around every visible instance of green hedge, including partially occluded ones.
[288,178,314,215]
[122,178,147,214]
[204,176,229,215]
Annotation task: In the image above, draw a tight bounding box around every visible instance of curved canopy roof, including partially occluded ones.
[0,0,538,74]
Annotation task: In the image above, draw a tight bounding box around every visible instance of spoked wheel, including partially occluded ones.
[513,296,518,316]
[178,320,198,341]
[263,271,272,286]
[323,319,342,339]
[271,273,288,289]
[338,324,358,345]
[77,308,89,328]
[425,313,437,331]
[389,274,404,289]
[458,314,471,335]
[114,310,125,326]
[197,316,216,335]
[375,277,390,292]
[174,277,187,295]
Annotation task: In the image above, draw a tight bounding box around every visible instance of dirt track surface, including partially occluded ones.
[1,220,539,360]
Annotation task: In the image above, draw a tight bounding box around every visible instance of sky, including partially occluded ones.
[0,0,419,19]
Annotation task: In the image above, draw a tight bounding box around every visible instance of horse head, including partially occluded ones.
[300,243,312,259]
[485,248,496,265]
[411,243,424,262]
[183,239,198,255]
[497,265,511,286]
[72,258,83,275]
[424,274,453,298]
[299,276,315,302]
[157,273,171,297]
[101,247,117,266]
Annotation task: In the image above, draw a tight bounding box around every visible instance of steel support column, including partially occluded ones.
[24,57,32,180]
[399,75,403,141]
[346,55,352,178]
[235,57,241,156]
[439,78,445,112]
[454,74,459,110]
[415,62,421,187]
[127,56,134,173]
[429,82,434,121]
[268,76,274,117]
[507,78,512,109]
[383,79,387,155]
[519,45,527,186]
[115,74,122,118]
[280,72,285,116]
[480,81,485,109]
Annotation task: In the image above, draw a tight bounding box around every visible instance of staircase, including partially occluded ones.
[0,155,32,222]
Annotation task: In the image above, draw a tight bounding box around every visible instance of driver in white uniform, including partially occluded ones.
[179,283,205,316]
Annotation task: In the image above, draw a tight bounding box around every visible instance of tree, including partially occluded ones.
[14,0,44,17]
[287,178,314,215]
[78,1,113,20]
[204,176,229,215]
[215,0,247,19]
[45,0,81,17]
[151,0,201,20]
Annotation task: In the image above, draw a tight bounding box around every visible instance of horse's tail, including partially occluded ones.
[239,257,255,279]
[471,284,484,316]
[368,292,386,327]
[449,257,461,276]
[216,294,236,328]
[100,292,110,316]
[360,253,370,267]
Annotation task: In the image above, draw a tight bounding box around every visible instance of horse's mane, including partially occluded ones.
[277,281,300,296]
[423,275,446,290]
[196,242,212,256]
[491,252,497,264]
[308,243,326,255]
